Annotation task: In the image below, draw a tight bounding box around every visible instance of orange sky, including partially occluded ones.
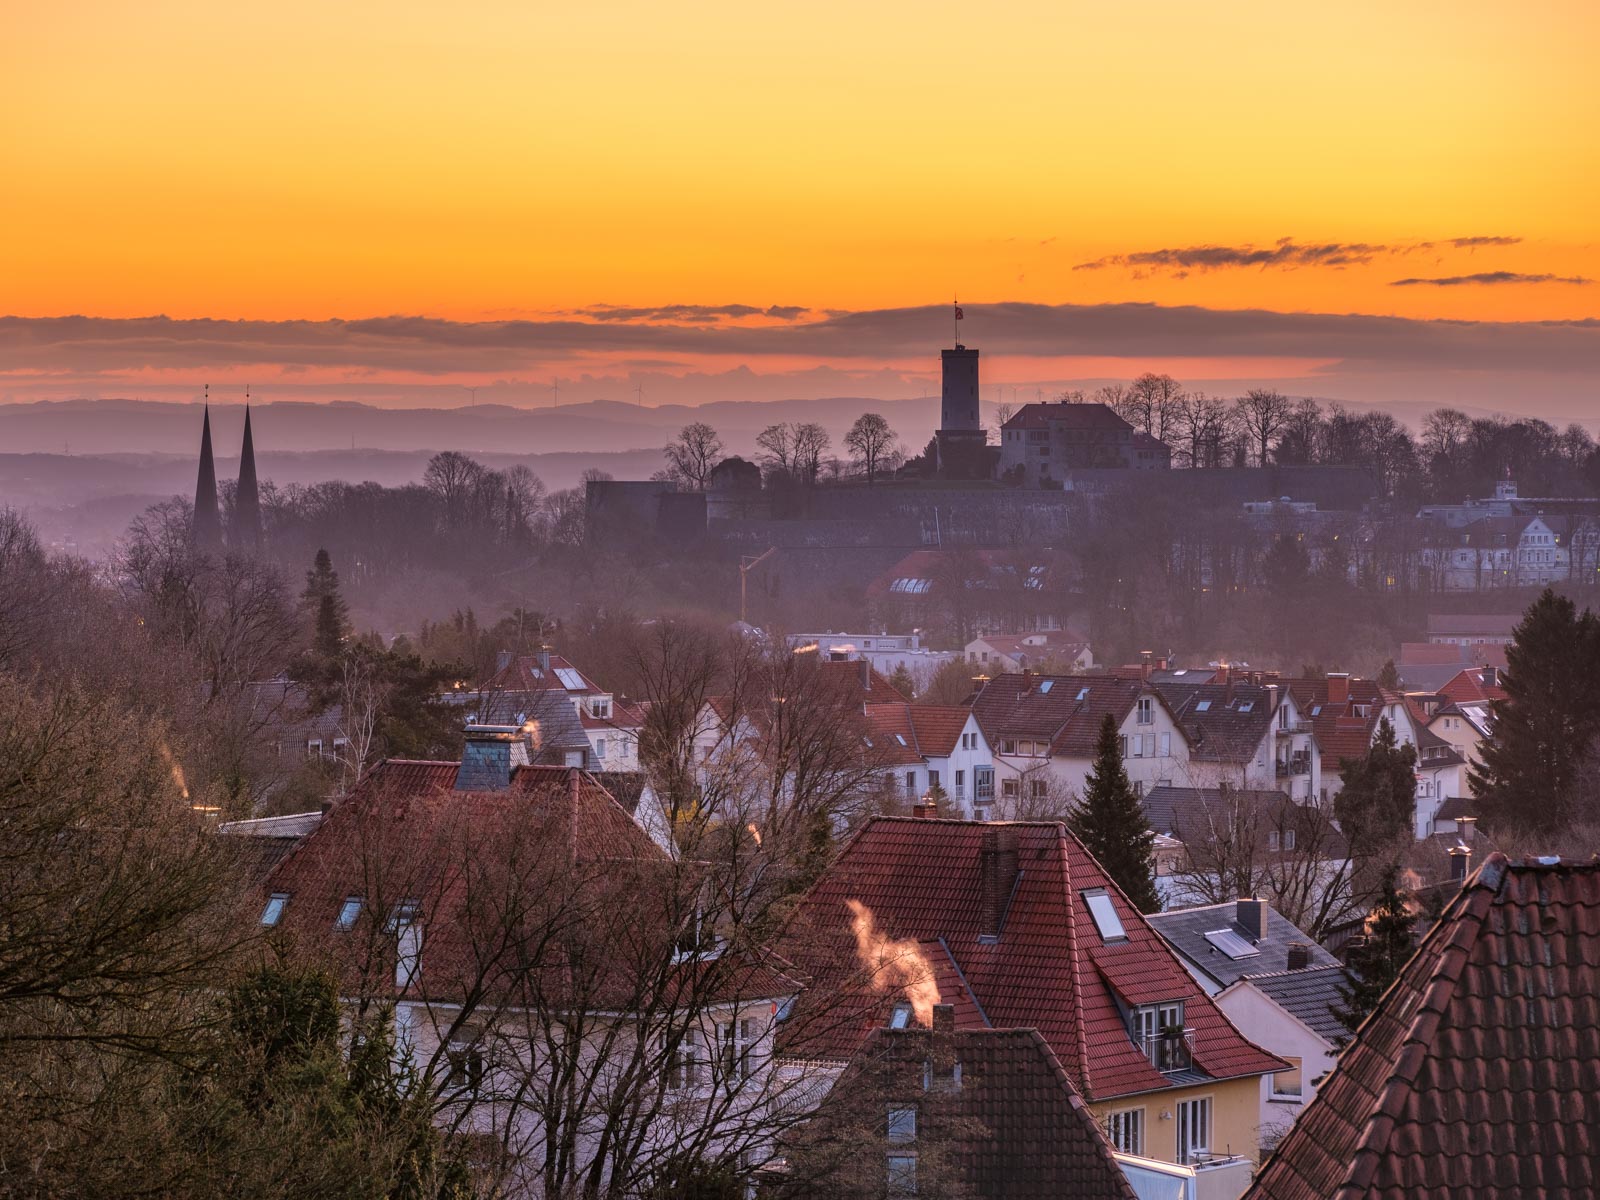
[2,1,1598,411]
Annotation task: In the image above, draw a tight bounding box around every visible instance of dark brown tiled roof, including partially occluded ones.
[1001,401,1133,434]
[1246,853,1600,1200]
[970,673,1146,758]
[775,817,1284,1100]
[1153,682,1276,763]
[811,1024,1139,1200]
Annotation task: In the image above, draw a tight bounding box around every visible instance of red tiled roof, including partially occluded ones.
[813,1025,1139,1200]
[865,703,972,761]
[1000,401,1132,433]
[970,673,1146,758]
[1438,666,1509,703]
[260,760,796,1007]
[1284,676,1391,764]
[482,652,602,695]
[1246,853,1600,1200]
[775,818,1284,1100]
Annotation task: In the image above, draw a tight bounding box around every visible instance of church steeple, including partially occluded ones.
[193,391,223,553]
[231,398,262,552]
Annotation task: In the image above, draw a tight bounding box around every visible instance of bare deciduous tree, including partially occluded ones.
[844,414,898,486]
[1235,388,1292,468]
[664,423,725,491]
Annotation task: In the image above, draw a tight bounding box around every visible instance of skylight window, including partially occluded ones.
[1082,890,1126,941]
[1039,680,1054,693]
[335,896,363,931]
[889,1003,913,1029]
[895,733,907,746]
[1237,701,1254,713]
[1076,687,1089,701]
[1203,928,1260,959]
[1196,700,1211,712]
[261,893,289,927]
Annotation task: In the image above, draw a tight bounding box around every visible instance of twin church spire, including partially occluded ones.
[192,386,262,554]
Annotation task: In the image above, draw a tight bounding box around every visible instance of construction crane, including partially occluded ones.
[739,547,777,625]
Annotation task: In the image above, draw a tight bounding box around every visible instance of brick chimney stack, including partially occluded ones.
[932,1003,955,1035]
[979,826,1019,940]
[1327,672,1350,706]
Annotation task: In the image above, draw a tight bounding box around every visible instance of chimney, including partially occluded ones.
[1449,843,1472,883]
[538,645,552,674]
[1267,682,1280,714]
[1481,665,1498,689]
[912,802,937,820]
[1140,650,1154,681]
[1286,942,1311,971]
[454,724,530,791]
[1327,672,1350,706]
[1457,815,1477,844]
[567,766,582,864]
[979,826,1020,940]
[1214,662,1230,686]
[931,1003,955,1036]
[496,649,513,673]
[860,658,873,690]
[1236,898,1267,941]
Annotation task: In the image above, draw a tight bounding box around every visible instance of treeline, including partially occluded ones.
[1082,374,1600,500]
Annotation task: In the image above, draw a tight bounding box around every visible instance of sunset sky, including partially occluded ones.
[3,0,1598,416]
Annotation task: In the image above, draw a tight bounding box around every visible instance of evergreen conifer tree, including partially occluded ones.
[888,663,916,700]
[1468,589,1600,834]
[1335,867,1416,1039]
[302,548,349,659]
[1333,717,1418,857]
[1069,712,1161,912]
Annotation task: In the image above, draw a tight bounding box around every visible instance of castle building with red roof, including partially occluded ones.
[775,816,1285,1175]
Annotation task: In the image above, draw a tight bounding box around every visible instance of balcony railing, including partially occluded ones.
[1275,721,1312,736]
[1139,1028,1195,1073]
[1275,757,1311,777]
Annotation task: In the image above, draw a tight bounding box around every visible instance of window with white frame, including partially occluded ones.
[446,1029,485,1095]
[1176,1096,1212,1162]
[720,1016,759,1080]
[1028,778,1047,800]
[260,893,289,927]
[1106,1108,1144,1155]
[1137,697,1153,725]
[1002,778,1019,799]
[595,737,607,759]
[1271,1056,1303,1099]
[954,769,964,791]
[668,1042,700,1089]
[1159,732,1171,757]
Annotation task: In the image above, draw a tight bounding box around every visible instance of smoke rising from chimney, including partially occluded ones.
[846,899,942,1026]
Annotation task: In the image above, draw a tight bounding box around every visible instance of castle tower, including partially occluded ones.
[230,404,262,552]
[192,402,223,553]
[940,345,981,432]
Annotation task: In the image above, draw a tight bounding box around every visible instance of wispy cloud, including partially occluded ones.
[573,303,810,323]
[1390,271,1591,287]
[1075,238,1388,273]
[5,302,1600,378]
[1076,234,1526,275]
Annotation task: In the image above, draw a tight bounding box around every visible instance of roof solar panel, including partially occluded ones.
[1204,928,1260,959]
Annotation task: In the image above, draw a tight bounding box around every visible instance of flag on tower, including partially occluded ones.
[954,305,964,320]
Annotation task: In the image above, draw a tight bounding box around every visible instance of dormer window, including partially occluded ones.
[260,893,289,927]
[1131,1002,1190,1071]
[589,698,611,719]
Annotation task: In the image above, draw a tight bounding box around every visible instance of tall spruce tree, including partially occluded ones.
[1333,718,1418,857]
[302,548,349,659]
[1468,589,1600,834]
[1335,866,1416,1039]
[1069,712,1161,913]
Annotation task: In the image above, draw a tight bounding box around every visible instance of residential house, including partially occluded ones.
[998,401,1171,487]
[1424,611,1521,646]
[1142,787,1352,917]
[1394,639,1507,692]
[258,727,801,1195]
[866,548,1076,636]
[970,673,1189,810]
[779,1012,1143,1200]
[1245,854,1600,1200]
[863,702,994,816]
[469,649,647,772]
[1283,673,1417,803]
[785,631,959,691]
[1410,726,1469,839]
[1149,900,1350,1152]
[776,817,1286,1182]
[1153,677,1322,804]
[964,629,1094,675]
